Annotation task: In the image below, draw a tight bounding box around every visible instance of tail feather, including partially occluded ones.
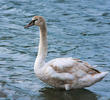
[78,71,108,88]
[93,71,108,82]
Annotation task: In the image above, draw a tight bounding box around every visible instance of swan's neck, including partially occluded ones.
[34,24,47,70]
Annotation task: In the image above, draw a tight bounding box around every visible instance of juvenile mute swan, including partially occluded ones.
[24,16,108,90]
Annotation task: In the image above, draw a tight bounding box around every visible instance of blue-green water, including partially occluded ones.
[0,0,110,100]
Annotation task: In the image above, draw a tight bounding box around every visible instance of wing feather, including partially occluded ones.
[47,57,100,75]
[43,57,100,87]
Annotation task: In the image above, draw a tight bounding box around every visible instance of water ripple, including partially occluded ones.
[0,0,110,99]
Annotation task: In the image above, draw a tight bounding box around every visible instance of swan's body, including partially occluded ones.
[25,16,108,90]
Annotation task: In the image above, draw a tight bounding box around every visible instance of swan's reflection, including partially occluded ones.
[39,87,97,100]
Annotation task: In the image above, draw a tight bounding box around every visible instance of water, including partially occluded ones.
[0,0,110,99]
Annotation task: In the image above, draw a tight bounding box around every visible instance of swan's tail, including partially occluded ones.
[78,71,109,88]
[93,71,108,82]
[75,71,108,88]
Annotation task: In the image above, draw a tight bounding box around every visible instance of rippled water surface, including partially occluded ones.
[0,0,110,100]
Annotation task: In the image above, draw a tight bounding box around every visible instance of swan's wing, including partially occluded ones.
[41,58,107,90]
[44,58,100,81]
[48,57,99,74]
[42,57,106,89]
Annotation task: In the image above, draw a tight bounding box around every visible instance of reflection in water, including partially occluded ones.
[0,91,7,98]
[39,87,97,100]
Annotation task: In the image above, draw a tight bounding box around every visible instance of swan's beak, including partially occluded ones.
[24,20,35,28]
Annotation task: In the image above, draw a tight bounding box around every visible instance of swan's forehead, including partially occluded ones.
[32,16,39,20]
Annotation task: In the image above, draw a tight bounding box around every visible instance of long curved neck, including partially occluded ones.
[38,24,47,58]
[34,23,47,70]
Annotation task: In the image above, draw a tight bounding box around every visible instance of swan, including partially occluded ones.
[24,16,108,90]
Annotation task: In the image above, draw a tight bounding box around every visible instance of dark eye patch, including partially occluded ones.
[32,19,38,24]
[34,19,38,21]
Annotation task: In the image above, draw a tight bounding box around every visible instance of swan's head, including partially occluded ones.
[24,16,46,28]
